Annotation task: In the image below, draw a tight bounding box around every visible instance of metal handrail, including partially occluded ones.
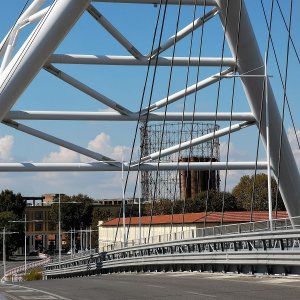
[100,215,299,252]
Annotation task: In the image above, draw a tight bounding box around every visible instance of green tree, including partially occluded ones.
[49,194,94,231]
[232,173,285,211]
[91,207,113,248]
[0,190,26,257]
[144,191,240,216]
[0,189,25,218]
[0,211,24,257]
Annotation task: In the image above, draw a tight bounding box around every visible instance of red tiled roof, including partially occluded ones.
[102,211,288,226]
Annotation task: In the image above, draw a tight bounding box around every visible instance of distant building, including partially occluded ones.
[24,194,58,253]
[98,211,288,251]
[24,195,137,253]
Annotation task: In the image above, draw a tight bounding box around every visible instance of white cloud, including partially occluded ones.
[83,132,131,162]
[42,146,79,163]
[0,135,14,162]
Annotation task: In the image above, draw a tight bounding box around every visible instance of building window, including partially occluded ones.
[35,222,43,231]
[35,211,43,220]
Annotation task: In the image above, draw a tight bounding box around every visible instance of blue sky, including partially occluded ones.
[0,0,299,199]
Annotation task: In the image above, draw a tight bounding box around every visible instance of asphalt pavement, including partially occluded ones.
[1,272,298,300]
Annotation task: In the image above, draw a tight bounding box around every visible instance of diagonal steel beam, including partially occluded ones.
[215,0,300,218]
[44,64,132,115]
[140,67,233,114]
[149,7,219,58]
[136,121,254,164]
[3,120,120,167]
[87,5,143,59]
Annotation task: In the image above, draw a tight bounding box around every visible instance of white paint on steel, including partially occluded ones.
[0,162,268,172]
[48,54,235,67]
[215,0,300,217]
[5,111,255,121]
[0,0,91,122]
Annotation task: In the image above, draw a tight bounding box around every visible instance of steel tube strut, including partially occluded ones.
[48,55,235,67]
[0,0,91,122]
[141,67,233,114]
[0,162,268,172]
[138,121,253,163]
[215,0,300,217]
[6,111,255,122]
[44,64,131,115]
[92,0,216,5]
[3,120,119,166]
[87,5,143,59]
[150,8,219,58]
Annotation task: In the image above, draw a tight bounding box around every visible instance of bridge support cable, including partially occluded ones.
[215,0,300,219]
[145,0,182,243]
[87,5,143,59]
[149,7,219,58]
[260,1,300,152]
[43,64,132,115]
[204,0,230,229]
[250,0,275,223]
[113,0,165,247]
[275,0,294,220]
[275,0,300,65]
[140,67,234,115]
[179,1,209,233]
[169,0,205,236]
[2,119,121,167]
[221,0,243,228]
[135,122,254,164]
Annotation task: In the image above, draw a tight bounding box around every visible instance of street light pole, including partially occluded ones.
[1,228,18,281]
[58,194,61,268]
[2,227,5,278]
[24,214,27,274]
[9,217,41,275]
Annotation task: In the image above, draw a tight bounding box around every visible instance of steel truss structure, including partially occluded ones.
[0,0,299,217]
[140,122,220,201]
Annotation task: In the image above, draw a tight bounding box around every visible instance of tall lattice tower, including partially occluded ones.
[140,122,220,201]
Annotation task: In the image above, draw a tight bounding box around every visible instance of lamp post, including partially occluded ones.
[9,216,42,274]
[43,195,79,268]
[1,227,18,280]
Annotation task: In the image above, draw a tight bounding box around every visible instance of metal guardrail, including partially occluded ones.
[101,216,298,252]
[44,228,300,278]
[1,258,50,282]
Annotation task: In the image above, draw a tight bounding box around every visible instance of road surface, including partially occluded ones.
[1,272,300,299]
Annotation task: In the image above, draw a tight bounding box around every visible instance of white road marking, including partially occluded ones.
[20,296,57,300]
[186,291,217,298]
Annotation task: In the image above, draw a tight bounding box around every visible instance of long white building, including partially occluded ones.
[98,211,287,251]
